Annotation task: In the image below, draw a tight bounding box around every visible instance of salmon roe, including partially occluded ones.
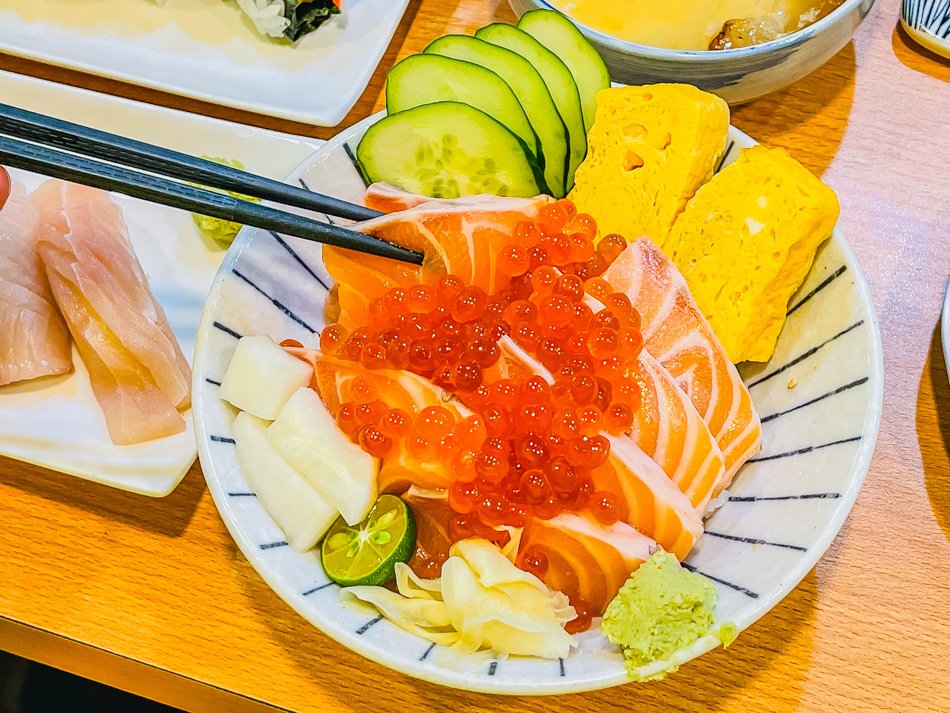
[316,200,645,621]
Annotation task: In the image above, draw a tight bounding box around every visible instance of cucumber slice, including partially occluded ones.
[425,35,569,198]
[356,102,542,199]
[475,23,586,192]
[518,9,611,132]
[385,54,545,192]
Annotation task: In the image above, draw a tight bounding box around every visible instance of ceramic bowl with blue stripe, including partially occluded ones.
[942,278,950,377]
[192,115,884,694]
[508,0,876,104]
[901,0,950,58]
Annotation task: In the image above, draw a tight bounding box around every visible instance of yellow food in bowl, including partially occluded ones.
[661,145,839,363]
[568,84,729,246]
[571,84,840,364]
[549,0,843,50]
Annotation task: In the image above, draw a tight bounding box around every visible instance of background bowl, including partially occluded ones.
[508,0,875,103]
[193,113,884,694]
[901,0,950,59]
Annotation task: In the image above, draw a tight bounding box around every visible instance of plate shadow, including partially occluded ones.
[893,22,950,81]
[0,457,205,539]
[917,322,950,539]
[732,40,856,177]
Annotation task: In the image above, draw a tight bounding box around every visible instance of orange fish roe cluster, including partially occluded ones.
[501,198,629,282]
[328,391,484,463]
[316,200,644,573]
[319,274,503,391]
[444,279,645,540]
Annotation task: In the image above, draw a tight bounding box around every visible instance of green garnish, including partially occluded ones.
[321,494,416,587]
[601,551,736,681]
[191,156,259,244]
[282,1,341,42]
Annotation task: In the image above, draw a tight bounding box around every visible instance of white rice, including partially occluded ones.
[235,0,291,38]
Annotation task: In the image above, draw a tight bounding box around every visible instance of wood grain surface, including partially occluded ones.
[1,1,948,711]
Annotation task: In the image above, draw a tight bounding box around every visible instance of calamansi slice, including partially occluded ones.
[321,494,416,587]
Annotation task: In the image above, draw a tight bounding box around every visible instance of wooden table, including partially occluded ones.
[1,1,948,711]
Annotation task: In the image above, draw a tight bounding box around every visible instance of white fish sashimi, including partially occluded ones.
[0,183,73,386]
[58,182,191,408]
[33,180,191,445]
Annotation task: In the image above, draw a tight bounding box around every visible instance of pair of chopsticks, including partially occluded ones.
[0,103,423,265]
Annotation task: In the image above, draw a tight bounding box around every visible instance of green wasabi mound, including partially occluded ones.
[601,551,736,681]
[191,156,260,244]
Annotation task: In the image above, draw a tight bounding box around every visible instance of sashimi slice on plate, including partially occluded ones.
[519,513,657,616]
[0,69,324,496]
[289,346,473,494]
[323,195,552,327]
[0,170,201,495]
[629,352,725,513]
[0,182,73,386]
[488,336,705,561]
[33,181,192,445]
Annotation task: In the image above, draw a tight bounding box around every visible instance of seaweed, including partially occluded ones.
[282,0,341,41]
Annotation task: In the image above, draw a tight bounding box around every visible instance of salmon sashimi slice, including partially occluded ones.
[0,183,73,386]
[630,352,726,513]
[323,195,552,327]
[400,489,456,578]
[322,246,420,331]
[296,348,442,415]
[33,181,190,444]
[494,334,717,522]
[606,435,703,558]
[604,238,762,489]
[490,335,703,557]
[519,514,657,616]
[364,183,432,214]
[287,347,474,494]
[582,292,725,512]
[579,407,704,557]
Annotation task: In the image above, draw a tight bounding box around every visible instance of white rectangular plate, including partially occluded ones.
[0,69,323,496]
[0,0,410,125]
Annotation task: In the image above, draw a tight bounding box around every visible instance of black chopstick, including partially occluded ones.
[0,135,423,265]
[0,102,382,223]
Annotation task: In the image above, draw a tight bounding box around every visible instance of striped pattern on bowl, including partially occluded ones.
[901,0,950,56]
[193,114,884,694]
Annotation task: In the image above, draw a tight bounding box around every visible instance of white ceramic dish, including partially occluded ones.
[507,0,875,104]
[0,69,322,497]
[194,115,884,693]
[0,0,410,125]
[943,277,950,378]
[901,0,950,59]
